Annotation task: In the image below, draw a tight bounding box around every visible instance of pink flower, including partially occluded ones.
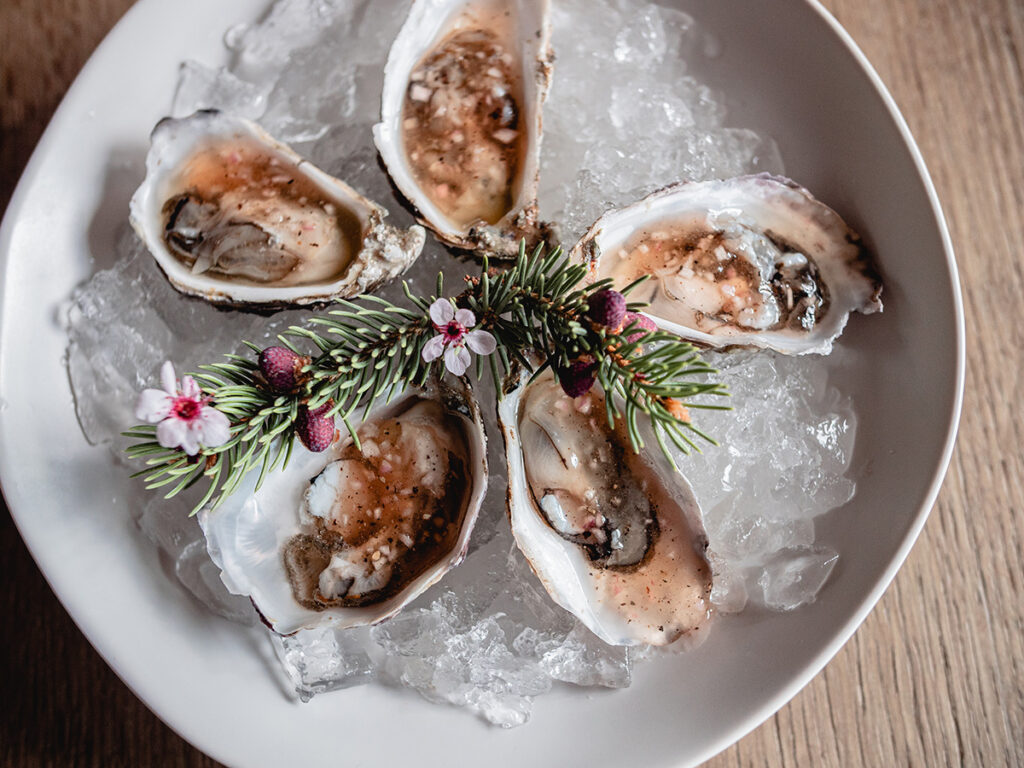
[421,299,496,376]
[135,361,231,456]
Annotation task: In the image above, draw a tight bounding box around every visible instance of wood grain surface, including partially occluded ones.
[1,0,1021,765]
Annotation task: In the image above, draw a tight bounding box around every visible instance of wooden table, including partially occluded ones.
[1,0,1021,765]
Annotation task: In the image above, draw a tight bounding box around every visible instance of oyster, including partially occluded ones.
[499,368,713,646]
[200,377,487,634]
[572,175,883,354]
[374,0,554,258]
[130,110,425,308]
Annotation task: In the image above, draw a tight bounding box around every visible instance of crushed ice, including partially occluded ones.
[66,0,855,727]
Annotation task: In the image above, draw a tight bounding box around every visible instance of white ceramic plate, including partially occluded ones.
[0,0,963,765]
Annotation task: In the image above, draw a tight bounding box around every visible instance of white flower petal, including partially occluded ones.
[429,299,454,326]
[422,334,446,362]
[179,426,201,456]
[135,389,173,422]
[444,344,471,376]
[181,375,201,399]
[160,361,177,395]
[465,329,496,355]
[157,417,187,451]
[198,406,231,448]
[454,308,476,327]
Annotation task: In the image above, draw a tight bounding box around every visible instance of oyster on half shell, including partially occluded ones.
[374,0,554,258]
[200,376,488,634]
[571,175,883,355]
[499,367,713,647]
[130,110,425,308]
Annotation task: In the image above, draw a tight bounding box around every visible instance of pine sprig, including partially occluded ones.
[124,241,728,513]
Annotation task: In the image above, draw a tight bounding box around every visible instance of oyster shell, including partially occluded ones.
[374,0,554,258]
[130,110,425,308]
[571,175,883,354]
[200,377,487,634]
[498,367,713,646]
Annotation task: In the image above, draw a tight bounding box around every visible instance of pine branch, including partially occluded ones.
[125,241,728,513]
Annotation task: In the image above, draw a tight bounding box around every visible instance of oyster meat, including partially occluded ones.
[201,377,487,634]
[572,175,882,354]
[131,110,425,308]
[499,368,713,646]
[374,0,553,257]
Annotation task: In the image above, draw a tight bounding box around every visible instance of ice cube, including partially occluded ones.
[171,60,270,119]
[273,626,375,700]
[759,548,840,610]
[539,623,631,688]
[613,7,669,68]
[708,555,749,614]
[373,597,552,727]
[67,250,174,445]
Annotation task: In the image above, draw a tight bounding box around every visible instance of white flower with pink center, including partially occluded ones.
[421,299,497,376]
[135,361,231,455]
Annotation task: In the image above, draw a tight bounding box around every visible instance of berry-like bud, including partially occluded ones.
[586,289,627,329]
[621,311,657,343]
[259,346,303,392]
[558,358,597,398]
[295,405,335,452]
